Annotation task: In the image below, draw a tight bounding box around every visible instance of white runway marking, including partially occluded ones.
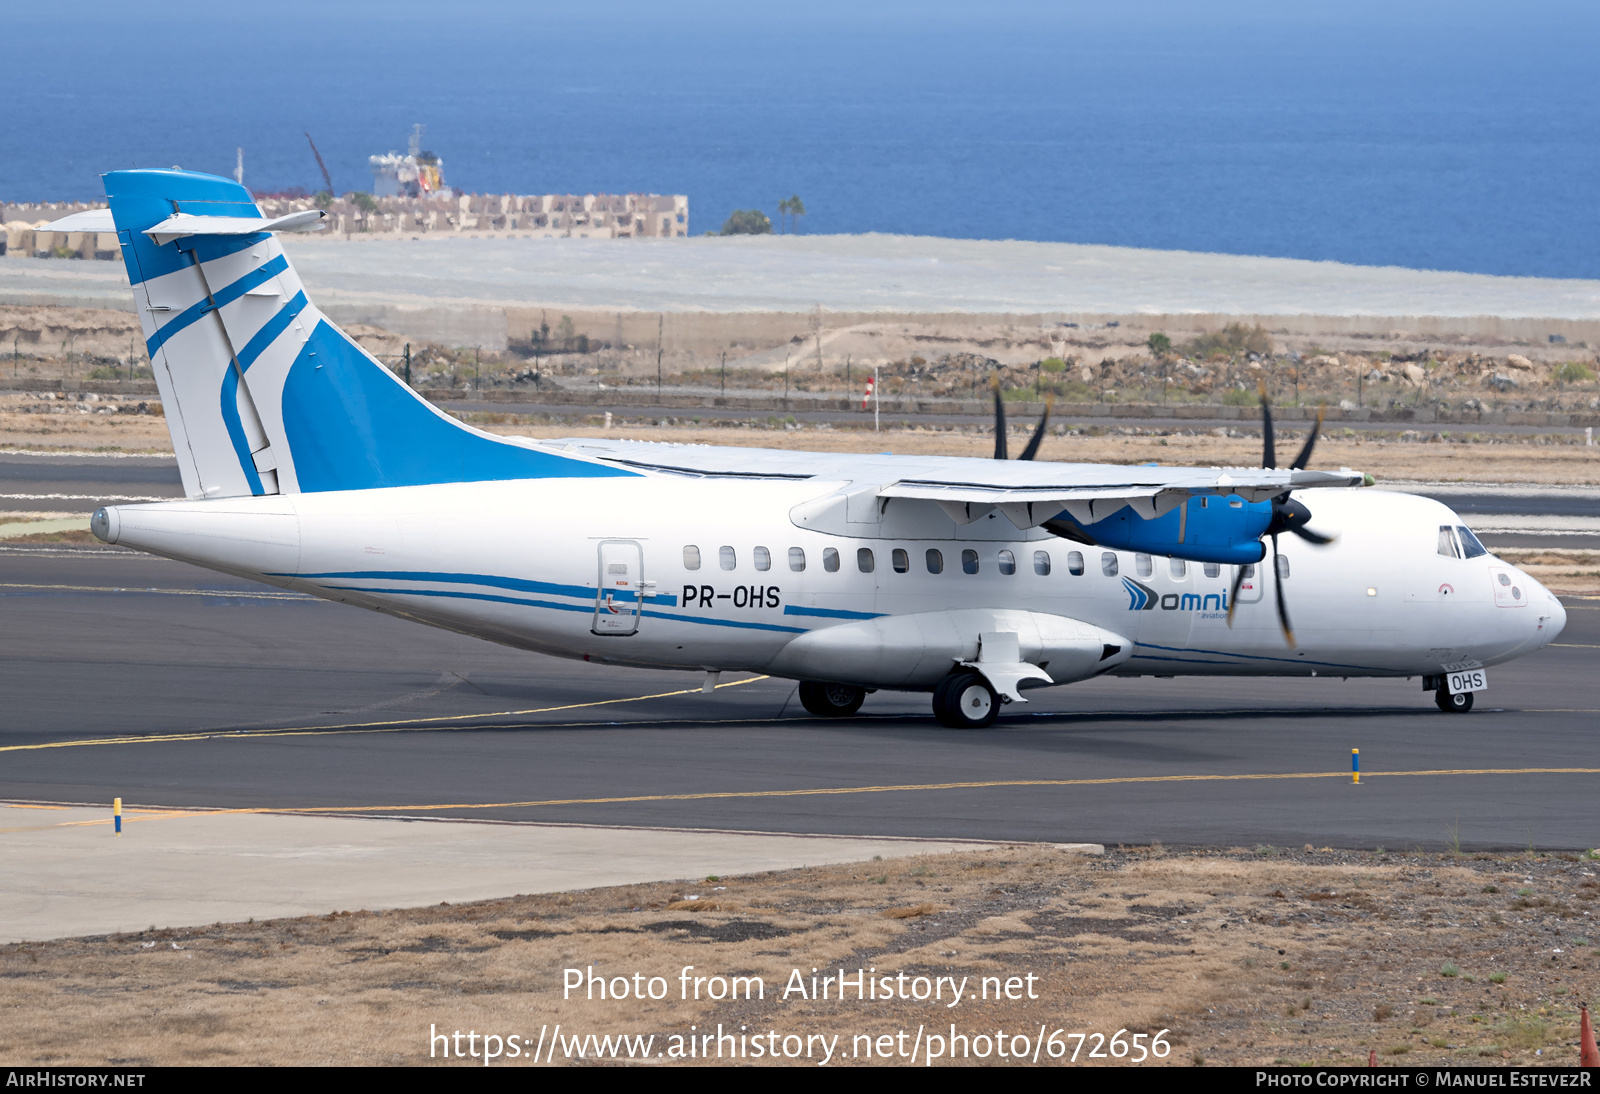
[0,493,171,501]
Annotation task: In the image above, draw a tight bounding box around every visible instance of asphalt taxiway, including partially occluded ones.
[2,542,1595,852]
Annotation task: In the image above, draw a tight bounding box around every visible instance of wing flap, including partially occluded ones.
[546,437,1369,521]
[884,470,1361,527]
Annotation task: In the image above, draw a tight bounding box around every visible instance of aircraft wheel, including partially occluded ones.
[933,672,999,729]
[798,681,866,718]
[1435,687,1474,713]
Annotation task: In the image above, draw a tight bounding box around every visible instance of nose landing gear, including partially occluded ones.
[1435,687,1474,713]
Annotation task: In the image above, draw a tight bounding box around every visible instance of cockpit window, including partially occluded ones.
[1437,525,1461,559]
[1457,526,1489,559]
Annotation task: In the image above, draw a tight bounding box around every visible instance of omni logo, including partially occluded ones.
[1121,577,1228,613]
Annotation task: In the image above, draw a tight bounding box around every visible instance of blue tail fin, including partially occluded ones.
[106,169,634,498]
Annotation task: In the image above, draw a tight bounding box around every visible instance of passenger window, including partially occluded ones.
[1457,526,1489,559]
[719,546,736,571]
[962,549,979,575]
[1438,526,1461,559]
[1101,552,1118,577]
[1276,554,1290,579]
[926,548,944,574]
[1170,558,1187,578]
[1067,550,1085,576]
[683,545,701,571]
[823,547,840,572]
[1240,563,1255,578]
[753,546,771,571]
[1203,562,1220,578]
[788,547,806,572]
[998,550,1016,575]
[1033,550,1051,576]
[1135,553,1153,578]
[857,548,875,573]
[892,548,909,573]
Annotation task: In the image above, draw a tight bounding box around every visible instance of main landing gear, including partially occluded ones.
[932,671,1000,729]
[1435,687,1474,714]
[798,681,866,718]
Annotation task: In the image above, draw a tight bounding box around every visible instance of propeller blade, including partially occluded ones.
[992,379,1007,461]
[1259,386,1276,469]
[1290,525,1336,546]
[1290,406,1325,470]
[1017,394,1054,461]
[1270,533,1296,648]
[1225,560,1250,629]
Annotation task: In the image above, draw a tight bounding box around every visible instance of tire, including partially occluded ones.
[1435,688,1474,713]
[932,671,1000,729]
[798,681,866,718]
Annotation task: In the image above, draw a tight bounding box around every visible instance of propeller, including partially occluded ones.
[1226,391,1335,647]
[992,379,1052,461]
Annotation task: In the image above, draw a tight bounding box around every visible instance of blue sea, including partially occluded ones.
[4,1,1598,279]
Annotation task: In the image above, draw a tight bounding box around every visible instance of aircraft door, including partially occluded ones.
[593,540,650,636]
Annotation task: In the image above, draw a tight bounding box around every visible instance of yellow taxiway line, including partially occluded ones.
[0,675,773,755]
[7,766,1600,835]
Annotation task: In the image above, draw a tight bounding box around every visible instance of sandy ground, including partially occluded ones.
[2,844,1597,1067]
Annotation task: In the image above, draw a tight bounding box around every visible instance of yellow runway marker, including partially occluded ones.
[0,675,772,755]
[0,806,309,835]
[1551,643,1600,649]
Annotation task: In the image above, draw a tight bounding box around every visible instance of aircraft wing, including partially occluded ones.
[546,438,1367,527]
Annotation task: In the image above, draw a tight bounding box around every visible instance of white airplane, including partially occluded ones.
[58,170,1567,727]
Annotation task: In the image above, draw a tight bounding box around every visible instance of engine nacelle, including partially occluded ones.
[1045,494,1271,566]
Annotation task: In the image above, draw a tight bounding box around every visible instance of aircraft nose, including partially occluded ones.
[1545,591,1567,644]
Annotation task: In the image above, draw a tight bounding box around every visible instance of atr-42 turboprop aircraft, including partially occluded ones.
[57,170,1566,727]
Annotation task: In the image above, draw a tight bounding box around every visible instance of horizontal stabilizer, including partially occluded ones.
[145,209,327,244]
[40,209,115,232]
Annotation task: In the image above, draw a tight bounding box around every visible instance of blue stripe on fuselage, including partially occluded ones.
[319,584,797,632]
[1132,640,1386,673]
[782,604,882,620]
[285,569,678,607]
